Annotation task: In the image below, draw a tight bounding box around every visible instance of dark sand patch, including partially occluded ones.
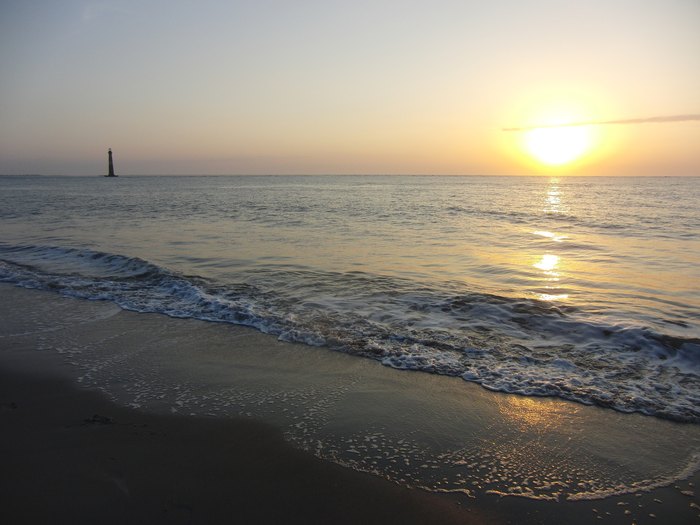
[0,365,482,525]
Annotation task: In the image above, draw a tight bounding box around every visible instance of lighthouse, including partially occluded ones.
[106,148,116,177]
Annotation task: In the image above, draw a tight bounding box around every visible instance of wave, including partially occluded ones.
[1,243,698,423]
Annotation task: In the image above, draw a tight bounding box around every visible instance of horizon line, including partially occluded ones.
[2,173,698,178]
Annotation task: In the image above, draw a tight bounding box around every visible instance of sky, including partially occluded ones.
[1,0,698,176]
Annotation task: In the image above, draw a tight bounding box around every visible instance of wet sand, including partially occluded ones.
[0,364,484,525]
[1,284,698,524]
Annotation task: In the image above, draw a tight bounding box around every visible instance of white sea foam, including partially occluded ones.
[1,243,699,423]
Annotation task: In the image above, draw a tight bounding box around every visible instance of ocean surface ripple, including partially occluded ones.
[1,175,698,423]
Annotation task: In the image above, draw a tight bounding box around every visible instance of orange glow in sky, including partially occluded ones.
[1,1,698,175]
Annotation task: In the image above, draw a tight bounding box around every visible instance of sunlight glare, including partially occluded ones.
[524,126,593,166]
[534,254,559,272]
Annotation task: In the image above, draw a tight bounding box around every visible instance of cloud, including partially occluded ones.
[503,114,700,132]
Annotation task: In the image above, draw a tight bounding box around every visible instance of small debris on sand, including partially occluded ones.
[84,414,114,425]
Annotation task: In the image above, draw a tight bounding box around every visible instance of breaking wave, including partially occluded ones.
[1,243,698,423]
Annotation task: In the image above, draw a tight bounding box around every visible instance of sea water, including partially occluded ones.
[0,175,698,422]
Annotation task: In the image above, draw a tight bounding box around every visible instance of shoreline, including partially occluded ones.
[0,363,480,525]
[1,284,699,524]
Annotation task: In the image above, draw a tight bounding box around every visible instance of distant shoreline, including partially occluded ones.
[1,173,698,178]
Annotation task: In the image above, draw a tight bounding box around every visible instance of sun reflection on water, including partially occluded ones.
[533,230,567,242]
[534,254,559,272]
[495,395,577,434]
[533,253,569,301]
[543,177,565,215]
[532,178,570,302]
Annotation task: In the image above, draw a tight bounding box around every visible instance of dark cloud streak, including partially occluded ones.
[503,114,700,132]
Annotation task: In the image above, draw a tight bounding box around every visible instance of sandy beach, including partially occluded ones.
[0,364,485,524]
[1,284,698,524]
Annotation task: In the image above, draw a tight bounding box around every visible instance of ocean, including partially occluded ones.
[1,174,698,423]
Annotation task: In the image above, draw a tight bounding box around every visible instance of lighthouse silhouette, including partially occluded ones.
[106,148,117,177]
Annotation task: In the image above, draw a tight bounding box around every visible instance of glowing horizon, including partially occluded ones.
[503,113,700,132]
[1,1,699,176]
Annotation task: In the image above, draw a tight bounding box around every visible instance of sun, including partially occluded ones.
[524,125,594,166]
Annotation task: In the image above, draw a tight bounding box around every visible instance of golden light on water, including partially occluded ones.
[533,230,567,242]
[533,253,569,302]
[534,254,560,272]
[532,178,570,301]
[495,395,576,434]
[544,187,561,213]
